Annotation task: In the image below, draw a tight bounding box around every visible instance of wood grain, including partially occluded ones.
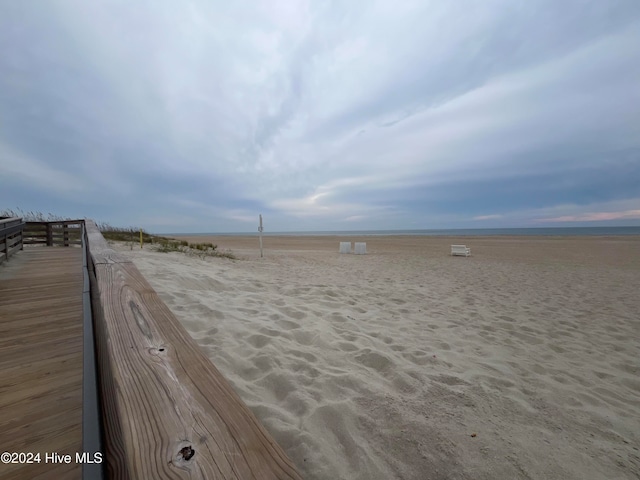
[0,217,24,263]
[0,247,83,480]
[85,220,130,265]
[85,221,302,479]
[22,221,83,247]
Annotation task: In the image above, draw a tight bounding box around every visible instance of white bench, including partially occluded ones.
[451,245,471,257]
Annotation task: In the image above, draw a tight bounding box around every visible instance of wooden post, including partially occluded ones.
[140,229,143,249]
[46,223,53,246]
[258,214,263,258]
[63,222,70,246]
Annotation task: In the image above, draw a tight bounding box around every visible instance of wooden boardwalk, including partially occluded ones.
[0,247,84,480]
[0,222,302,479]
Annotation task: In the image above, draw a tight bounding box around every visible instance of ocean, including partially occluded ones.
[170,226,640,237]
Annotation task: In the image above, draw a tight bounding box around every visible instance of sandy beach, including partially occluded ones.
[113,235,640,479]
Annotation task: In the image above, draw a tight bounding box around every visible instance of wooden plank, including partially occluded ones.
[85,219,131,264]
[7,232,22,248]
[0,220,23,262]
[0,223,24,237]
[87,228,301,478]
[81,220,104,480]
[0,247,83,480]
[0,217,22,229]
[7,242,22,258]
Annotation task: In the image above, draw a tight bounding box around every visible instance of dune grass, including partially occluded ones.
[1,208,77,222]
[1,209,235,259]
[97,223,236,259]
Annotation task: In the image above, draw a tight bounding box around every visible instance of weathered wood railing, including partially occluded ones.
[84,220,301,479]
[24,220,83,246]
[0,216,25,264]
[81,221,105,480]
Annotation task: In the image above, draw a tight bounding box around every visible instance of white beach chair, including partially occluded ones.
[451,245,471,257]
[339,242,352,254]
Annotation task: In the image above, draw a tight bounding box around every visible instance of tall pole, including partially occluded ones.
[258,214,263,258]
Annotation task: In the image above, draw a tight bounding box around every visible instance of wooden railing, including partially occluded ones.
[84,220,301,479]
[81,221,105,480]
[0,216,25,264]
[24,220,84,246]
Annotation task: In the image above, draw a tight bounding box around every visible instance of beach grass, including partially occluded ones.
[0,209,235,259]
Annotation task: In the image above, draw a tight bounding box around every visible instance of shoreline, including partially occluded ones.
[171,234,640,269]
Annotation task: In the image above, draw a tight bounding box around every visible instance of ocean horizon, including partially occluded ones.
[165,226,640,237]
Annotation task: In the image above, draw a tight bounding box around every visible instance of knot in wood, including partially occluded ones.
[179,446,195,461]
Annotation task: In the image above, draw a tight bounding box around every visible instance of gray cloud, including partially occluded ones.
[1,0,639,232]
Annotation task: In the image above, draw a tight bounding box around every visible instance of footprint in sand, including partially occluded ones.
[355,350,394,373]
[250,353,278,375]
[279,306,307,320]
[548,343,566,353]
[430,374,470,387]
[238,307,260,315]
[289,349,318,363]
[292,330,317,346]
[620,378,640,393]
[402,350,433,366]
[277,319,301,330]
[259,327,282,338]
[257,372,297,402]
[198,328,219,345]
[337,342,359,352]
[613,362,638,375]
[246,334,271,348]
[340,333,358,342]
[328,312,348,322]
[389,298,406,305]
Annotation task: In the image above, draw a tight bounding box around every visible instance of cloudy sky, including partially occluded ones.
[1,1,639,233]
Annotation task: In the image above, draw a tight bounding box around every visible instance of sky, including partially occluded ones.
[1,1,639,233]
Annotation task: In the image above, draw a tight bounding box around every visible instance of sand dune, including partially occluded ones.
[113,235,640,479]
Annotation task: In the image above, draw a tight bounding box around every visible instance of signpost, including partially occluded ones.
[258,214,263,258]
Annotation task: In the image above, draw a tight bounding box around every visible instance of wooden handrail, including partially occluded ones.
[81,221,105,480]
[24,220,83,246]
[0,216,25,264]
[84,220,301,479]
